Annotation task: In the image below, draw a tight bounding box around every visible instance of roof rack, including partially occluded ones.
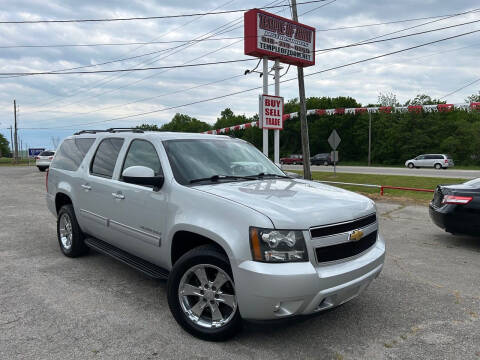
[73,128,144,135]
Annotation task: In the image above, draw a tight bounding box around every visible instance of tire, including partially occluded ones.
[38,167,46,172]
[292,162,297,165]
[323,161,329,166]
[57,204,89,257]
[434,163,442,169]
[167,245,242,341]
[407,163,414,169]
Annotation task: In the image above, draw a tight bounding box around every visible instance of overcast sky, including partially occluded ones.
[0,0,478,149]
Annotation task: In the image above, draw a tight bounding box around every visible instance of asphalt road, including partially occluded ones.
[282,165,480,179]
[1,166,479,360]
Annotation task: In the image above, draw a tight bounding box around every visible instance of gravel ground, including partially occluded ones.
[1,166,479,360]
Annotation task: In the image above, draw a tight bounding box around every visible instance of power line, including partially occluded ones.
[440,78,480,99]
[22,28,480,130]
[0,1,327,24]
[2,9,478,49]
[4,17,479,78]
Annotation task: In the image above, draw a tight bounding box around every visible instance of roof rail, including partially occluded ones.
[73,128,144,135]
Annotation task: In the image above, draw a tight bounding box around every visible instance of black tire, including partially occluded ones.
[323,161,329,166]
[38,167,46,172]
[57,204,89,257]
[167,245,242,341]
[292,162,297,165]
[407,163,414,169]
[434,163,442,169]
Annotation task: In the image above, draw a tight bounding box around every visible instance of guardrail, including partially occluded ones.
[315,180,434,196]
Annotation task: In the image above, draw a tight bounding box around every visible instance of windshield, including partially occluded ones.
[163,138,285,185]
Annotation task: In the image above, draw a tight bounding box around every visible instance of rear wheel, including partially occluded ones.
[167,245,241,341]
[434,163,442,169]
[57,204,89,257]
[323,161,329,166]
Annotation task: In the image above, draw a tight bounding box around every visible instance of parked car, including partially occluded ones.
[429,178,480,236]
[279,154,303,165]
[311,153,334,166]
[405,154,454,169]
[46,129,385,341]
[35,150,55,171]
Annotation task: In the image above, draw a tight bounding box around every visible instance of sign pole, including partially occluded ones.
[13,99,18,164]
[262,57,269,157]
[368,110,372,166]
[274,59,280,165]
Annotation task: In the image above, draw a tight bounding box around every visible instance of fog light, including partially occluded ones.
[273,302,281,312]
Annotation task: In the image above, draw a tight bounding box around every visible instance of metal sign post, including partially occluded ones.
[328,129,341,176]
[262,57,268,156]
[274,59,281,165]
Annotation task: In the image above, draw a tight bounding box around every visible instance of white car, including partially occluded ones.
[35,150,55,171]
[46,129,385,341]
[405,154,454,169]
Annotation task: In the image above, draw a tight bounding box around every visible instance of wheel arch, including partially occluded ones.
[55,192,72,214]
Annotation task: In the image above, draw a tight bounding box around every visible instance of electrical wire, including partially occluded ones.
[439,78,480,100]
[0,1,328,24]
[21,28,480,130]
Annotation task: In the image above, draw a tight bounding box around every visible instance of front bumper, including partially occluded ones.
[234,234,385,320]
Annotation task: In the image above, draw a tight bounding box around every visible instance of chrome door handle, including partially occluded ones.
[81,184,92,191]
[112,192,125,200]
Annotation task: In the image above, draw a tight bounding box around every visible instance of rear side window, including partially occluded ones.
[91,138,124,178]
[122,140,162,177]
[51,138,95,171]
[39,151,55,156]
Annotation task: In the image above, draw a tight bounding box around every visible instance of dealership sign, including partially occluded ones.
[260,95,284,130]
[244,9,315,67]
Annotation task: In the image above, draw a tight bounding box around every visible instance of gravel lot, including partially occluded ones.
[1,166,479,360]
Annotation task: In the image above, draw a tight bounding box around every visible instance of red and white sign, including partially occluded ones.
[260,95,284,130]
[244,9,315,67]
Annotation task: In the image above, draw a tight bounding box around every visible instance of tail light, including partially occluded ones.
[442,195,472,205]
[35,156,40,160]
[444,159,448,163]
[46,169,49,192]
[48,156,53,160]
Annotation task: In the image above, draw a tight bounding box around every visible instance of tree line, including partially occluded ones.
[138,92,480,166]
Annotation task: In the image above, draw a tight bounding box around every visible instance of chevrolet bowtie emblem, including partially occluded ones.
[349,230,364,242]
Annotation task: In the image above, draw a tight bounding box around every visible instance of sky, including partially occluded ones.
[0,0,478,149]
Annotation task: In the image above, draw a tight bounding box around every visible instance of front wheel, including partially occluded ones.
[324,161,329,166]
[407,163,414,169]
[167,245,242,341]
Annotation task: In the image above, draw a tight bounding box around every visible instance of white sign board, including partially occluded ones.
[260,95,284,130]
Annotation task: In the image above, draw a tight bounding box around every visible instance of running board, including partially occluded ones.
[84,237,169,280]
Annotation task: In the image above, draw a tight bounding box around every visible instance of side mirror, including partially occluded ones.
[122,166,164,189]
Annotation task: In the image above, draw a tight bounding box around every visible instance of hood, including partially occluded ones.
[193,179,375,229]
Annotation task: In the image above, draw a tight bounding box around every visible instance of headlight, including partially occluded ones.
[249,227,308,262]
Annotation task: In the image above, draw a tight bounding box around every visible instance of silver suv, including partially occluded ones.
[405,154,454,169]
[46,129,385,341]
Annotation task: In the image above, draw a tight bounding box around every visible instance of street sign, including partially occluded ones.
[330,150,339,162]
[328,129,341,150]
[259,95,284,130]
[28,148,45,157]
[244,9,315,67]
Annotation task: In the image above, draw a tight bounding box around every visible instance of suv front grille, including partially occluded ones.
[310,213,376,238]
[315,231,377,263]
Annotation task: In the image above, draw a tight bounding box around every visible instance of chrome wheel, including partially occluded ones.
[178,264,237,329]
[59,213,73,250]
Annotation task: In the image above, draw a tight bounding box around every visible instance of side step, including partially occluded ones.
[84,237,169,280]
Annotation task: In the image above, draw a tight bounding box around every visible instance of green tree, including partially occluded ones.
[138,113,211,133]
[0,134,10,157]
[404,94,446,106]
[465,91,480,103]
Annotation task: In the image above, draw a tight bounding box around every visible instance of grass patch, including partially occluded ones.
[0,157,33,166]
[293,171,466,202]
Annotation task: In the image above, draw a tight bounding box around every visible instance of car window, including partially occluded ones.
[51,138,95,171]
[39,151,54,156]
[122,139,163,178]
[90,138,124,178]
[425,155,435,160]
[415,155,424,160]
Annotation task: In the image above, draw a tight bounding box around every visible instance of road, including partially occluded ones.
[282,165,480,179]
[1,166,479,359]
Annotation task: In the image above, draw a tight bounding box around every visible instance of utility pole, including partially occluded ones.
[368,110,372,166]
[13,99,18,163]
[9,125,13,156]
[291,0,311,180]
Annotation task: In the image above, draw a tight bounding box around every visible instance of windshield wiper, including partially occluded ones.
[190,175,255,184]
[245,172,290,179]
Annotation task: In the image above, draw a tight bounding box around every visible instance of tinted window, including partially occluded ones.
[416,155,425,160]
[425,155,436,160]
[39,151,55,156]
[91,138,124,178]
[51,138,95,171]
[122,140,162,177]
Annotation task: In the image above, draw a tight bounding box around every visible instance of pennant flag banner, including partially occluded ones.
[203,102,480,135]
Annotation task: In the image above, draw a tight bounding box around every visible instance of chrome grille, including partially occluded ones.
[310,213,376,239]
